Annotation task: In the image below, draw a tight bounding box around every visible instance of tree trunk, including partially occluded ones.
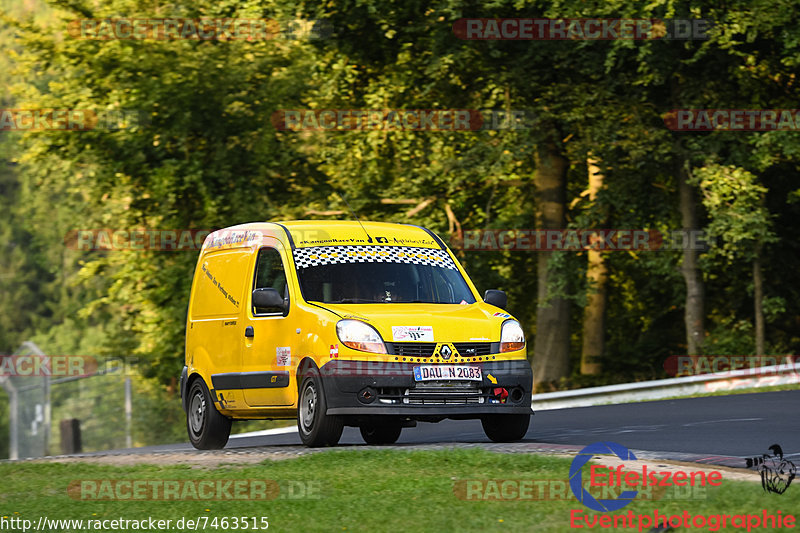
[753,245,765,355]
[531,141,570,387]
[677,159,704,354]
[581,157,606,375]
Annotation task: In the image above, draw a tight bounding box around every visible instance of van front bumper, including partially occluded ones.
[318,359,533,417]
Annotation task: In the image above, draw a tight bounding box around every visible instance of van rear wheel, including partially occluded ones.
[481,414,530,442]
[297,370,343,447]
[359,419,402,445]
[187,378,231,449]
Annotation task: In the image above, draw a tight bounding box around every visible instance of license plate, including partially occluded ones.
[413,365,482,382]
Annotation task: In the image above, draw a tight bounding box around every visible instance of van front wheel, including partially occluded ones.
[297,371,343,447]
[186,378,231,449]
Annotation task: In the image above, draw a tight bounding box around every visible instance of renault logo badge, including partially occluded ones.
[440,344,452,360]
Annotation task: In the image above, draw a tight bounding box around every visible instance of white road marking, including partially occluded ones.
[230,425,298,439]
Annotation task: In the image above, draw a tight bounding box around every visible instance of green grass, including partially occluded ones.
[1,449,796,532]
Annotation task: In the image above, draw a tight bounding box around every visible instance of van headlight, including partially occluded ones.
[336,320,388,354]
[500,320,525,352]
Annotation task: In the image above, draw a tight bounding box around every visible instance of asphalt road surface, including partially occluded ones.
[84,390,800,465]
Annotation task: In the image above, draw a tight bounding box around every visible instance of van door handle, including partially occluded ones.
[244,326,254,338]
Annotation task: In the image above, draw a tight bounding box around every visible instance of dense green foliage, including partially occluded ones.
[1,0,799,451]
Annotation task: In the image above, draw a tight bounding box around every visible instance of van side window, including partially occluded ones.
[253,247,287,315]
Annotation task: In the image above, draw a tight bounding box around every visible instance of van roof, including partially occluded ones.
[203,220,446,251]
[278,220,444,249]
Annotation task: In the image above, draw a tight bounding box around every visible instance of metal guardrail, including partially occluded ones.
[532,359,800,411]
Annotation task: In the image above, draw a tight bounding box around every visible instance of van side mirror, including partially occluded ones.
[483,289,507,310]
[253,288,287,312]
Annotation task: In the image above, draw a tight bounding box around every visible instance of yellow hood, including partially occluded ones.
[316,302,514,343]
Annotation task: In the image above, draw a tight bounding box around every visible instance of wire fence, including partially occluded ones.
[1,341,287,459]
[0,341,48,459]
[1,342,137,458]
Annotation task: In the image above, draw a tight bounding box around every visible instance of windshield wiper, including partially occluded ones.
[327,298,380,303]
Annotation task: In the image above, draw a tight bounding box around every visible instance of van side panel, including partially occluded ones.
[186,249,252,411]
[240,238,295,407]
[190,250,250,319]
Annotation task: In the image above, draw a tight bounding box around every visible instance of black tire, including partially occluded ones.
[186,378,232,450]
[297,369,343,447]
[359,419,403,445]
[481,414,530,442]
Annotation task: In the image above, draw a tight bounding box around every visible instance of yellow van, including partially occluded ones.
[180,221,532,448]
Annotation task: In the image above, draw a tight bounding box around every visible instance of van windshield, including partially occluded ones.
[293,246,476,304]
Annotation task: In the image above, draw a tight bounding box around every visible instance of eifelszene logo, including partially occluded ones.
[570,442,639,512]
[745,444,797,495]
[569,441,723,512]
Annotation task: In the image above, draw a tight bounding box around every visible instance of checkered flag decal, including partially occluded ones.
[293,246,457,270]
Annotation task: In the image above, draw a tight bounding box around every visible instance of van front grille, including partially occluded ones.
[403,383,486,405]
[391,342,493,358]
[392,343,437,357]
[452,343,493,356]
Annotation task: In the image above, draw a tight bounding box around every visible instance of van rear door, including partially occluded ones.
[189,248,251,408]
